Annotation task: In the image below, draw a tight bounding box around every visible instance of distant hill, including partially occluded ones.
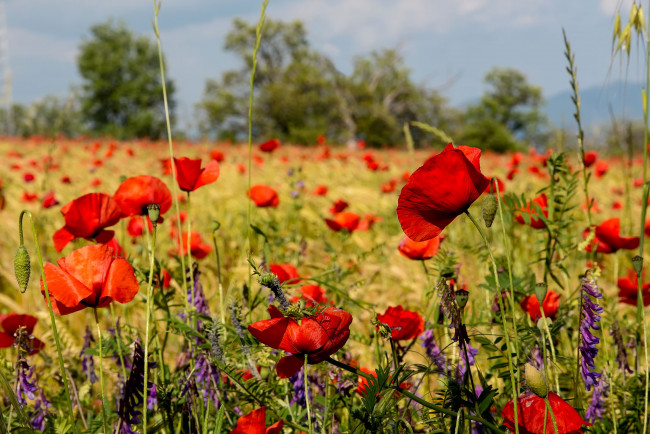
[544,81,644,128]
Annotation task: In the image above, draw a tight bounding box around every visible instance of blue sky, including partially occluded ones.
[4,0,641,129]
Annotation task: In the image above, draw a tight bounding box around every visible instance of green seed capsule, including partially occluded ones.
[146,203,161,225]
[633,255,643,277]
[535,282,548,305]
[525,363,548,399]
[482,194,498,228]
[14,245,30,293]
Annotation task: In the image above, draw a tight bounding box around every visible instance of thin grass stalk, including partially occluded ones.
[93,308,109,434]
[143,223,157,434]
[18,210,76,431]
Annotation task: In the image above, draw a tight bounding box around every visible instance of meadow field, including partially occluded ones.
[0,132,648,433]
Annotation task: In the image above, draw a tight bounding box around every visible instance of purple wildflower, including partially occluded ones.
[80,326,98,384]
[185,264,210,330]
[529,345,544,371]
[585,375,609,423]
[194,354,221,406]
[115,341,156,432]
[420,328,447,373]
[610,321,633,375]
[289,366,306,407]
[579,277,602,391]
[438,280,468,344]
[457,343,478,381]
[30,388,51,431]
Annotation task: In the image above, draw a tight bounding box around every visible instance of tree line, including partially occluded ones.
[0,18,552,151]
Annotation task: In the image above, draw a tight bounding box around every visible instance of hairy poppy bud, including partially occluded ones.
[482,194,498,228]
[455,289,469,309]
[535,282,548,306]
[212,220,221,232]
[524,363,548,398]
[14,245,30,293]
[633,255,644,277]
[146,203,161,226]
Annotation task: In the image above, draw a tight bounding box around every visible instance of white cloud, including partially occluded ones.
[599,0,634,16]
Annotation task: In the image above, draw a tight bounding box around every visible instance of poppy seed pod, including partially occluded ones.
[147,203,161,226]
[455,289,469,309]
[14,245,30,293]
[482,194,498,228]
[525,363,548,398]
[535,282,548,306]
[633,255,644,277]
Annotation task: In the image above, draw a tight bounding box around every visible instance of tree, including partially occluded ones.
[0,95,82,138]
[461,67,548,152]
[77,20,175,139]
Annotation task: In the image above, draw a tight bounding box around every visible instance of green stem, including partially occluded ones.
[18,210,76,430]
[143,223,157,434]
[211,226,226,339]
[464,210,519,434]
[638,182,650,433]
[304,355,313,434]
[544,396,559,434]
[110,304,128,390]
[94,308,109,434]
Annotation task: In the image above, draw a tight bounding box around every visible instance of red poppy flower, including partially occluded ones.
[290,284,330,307]
[22,192,38,202]
[41,191,60,209]
[248,185,280,207]
[501,392,591,434]
[645,219,650,238]
[520,290,560,321]
[61,175,72,184]
[376,306,424,341]
[0,313,44,355]
[248,305,352,378]
[269,264,301,285]
[113,175,172,217]
[259,138,280,153]
[356,367,412,397]
[127,216,154,238]
[507,152,524,168]
[41,244,140,315]
[173,157,220,192]
[357,213,381,231]
[515,194,548,230]
[397,143,490,242]
[507,168,519,180]
[178,232,212,259]
[24,173,35,183]
[398,235,442,260]
[210,150,225,162]
[381,179,397,193]
[52,193,122,252]
[617,269,650,306]
[595,160,609,178]
[585,218,639,253]
[325,211,360,233]
[484,177,505,194]
[583,151,598,168]
[329,199,349,214]
[312,185,328,196]
[230,407,283,434]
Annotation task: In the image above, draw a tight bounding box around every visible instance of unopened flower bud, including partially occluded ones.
[212,220,221,232]
[14,245,30,293]
[455,289,469,309]
[633,255,644,277]
[535,282,548,305]
[146,203,161,225]
[482,194,498,228]
[524,363,548,398]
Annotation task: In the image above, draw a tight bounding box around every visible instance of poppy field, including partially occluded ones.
[4,7,650,434]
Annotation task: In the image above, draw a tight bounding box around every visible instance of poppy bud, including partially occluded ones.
[524,363,548,398]
[633,255,644,277]
[535,282,548,306]
[212,220,221,232]
[482,194,498,228]
[455,289,469,309]
[146,203,161,225]
[14,245,30,293]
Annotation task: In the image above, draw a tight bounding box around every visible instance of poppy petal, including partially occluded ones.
[42,262,93,308]
[0,332,14,348]
[194,160,220,190]
[230,407,266,434]
[276,354,305,379]
[53,227,76,252]
[0,313,38,335]
[104,258,140,304]
[58,245,114,294]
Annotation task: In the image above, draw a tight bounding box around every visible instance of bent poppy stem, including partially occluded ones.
[324,356,504,433]
[304,355,313,434]
[464,210,519,434]
[143,223,158,434]
[94,308,109,434]
[637,182,650,433]
[152,0,190,322]
[18,210,77,432]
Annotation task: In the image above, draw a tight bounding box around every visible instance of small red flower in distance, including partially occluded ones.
[178,232,212,259]
[397,143,490,242]
[41,244,139,315]
[520,289,560,321]
[269,264,301,285]
[0,313,45,355]
[584,218,639,253]
[248,305,352,378]
[595,160,609,178]
[398,235,442,261]
[41,191,60,209]
[617,269,650,306]
[376,306,424,341]
[501,392,591,434]
[210,150,225,162]
[173,157,220,192]
[259,138,280,153]
[52,193,122,252]
[290,284,330,307]
[248,185,280,207]
[515,193,548,230]
[230,407,283,434]
[312,185,328,196]
[356,367,412,398]
[583,151,598,168]
[325,211,360,233]
[113,175,172,218]
[329,199,349,214]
